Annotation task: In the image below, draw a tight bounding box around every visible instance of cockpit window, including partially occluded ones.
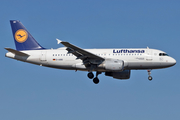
[159,53,169,56]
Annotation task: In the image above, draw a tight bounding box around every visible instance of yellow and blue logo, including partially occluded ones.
[15,29,28,43]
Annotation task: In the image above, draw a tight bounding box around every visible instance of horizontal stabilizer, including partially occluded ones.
[5,48,29,56]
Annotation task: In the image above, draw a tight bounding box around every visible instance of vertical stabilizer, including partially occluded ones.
[10,20,45,51]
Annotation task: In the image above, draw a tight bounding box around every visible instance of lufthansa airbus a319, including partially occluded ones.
[5,20,176,84]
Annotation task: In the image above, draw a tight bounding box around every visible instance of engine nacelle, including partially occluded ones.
[105,70,131,79]
[104,59,124,72]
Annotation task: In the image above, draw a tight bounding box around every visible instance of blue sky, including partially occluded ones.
[0,0,180,120]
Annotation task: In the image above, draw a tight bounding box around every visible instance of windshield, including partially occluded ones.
[159,53,169,56]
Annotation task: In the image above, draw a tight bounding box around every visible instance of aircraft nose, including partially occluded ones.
[170,57,176,66]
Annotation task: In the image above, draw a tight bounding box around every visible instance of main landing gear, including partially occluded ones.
[87,72,101,84]
[87,72,94,79]
[147,70,153,81]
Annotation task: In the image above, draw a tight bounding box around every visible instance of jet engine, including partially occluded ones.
[104,59,124,72]
[105,70,131,79]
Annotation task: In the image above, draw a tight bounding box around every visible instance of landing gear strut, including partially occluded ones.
[147,70,153,81]
[87,72,101,84]
[93,72,101,84]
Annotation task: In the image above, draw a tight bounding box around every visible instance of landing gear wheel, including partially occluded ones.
[147,70,153,81]
[93,77,99,84]
[87,72,94,79]
[148,76,153,81]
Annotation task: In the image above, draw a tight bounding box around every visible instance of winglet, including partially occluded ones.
[56,38,62,44]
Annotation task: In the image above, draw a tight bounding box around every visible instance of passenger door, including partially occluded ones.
[146,49,153,61]
[40,51,47,62]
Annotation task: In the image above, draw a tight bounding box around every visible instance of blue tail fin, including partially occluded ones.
[10,20,45,51]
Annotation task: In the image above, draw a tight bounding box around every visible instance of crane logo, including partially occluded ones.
[15,29,28,43]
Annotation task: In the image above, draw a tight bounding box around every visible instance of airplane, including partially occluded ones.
[5,20,176,84]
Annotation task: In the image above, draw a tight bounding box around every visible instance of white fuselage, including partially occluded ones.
[6,47,176,72]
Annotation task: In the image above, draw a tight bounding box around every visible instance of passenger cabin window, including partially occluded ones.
[159,53,169,56]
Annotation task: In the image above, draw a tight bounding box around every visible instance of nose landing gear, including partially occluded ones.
[148,76,153,80]
[147,70,153,81]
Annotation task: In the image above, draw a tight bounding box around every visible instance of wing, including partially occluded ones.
[56,39,104,65]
